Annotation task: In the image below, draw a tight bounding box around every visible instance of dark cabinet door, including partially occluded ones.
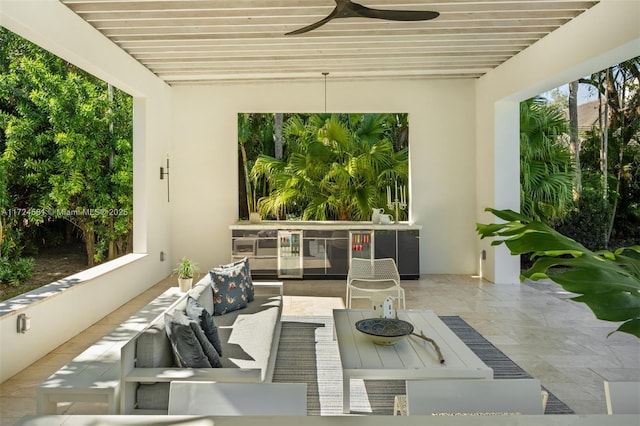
[397,230,420,278]
[326,231,349,277]
[374,230,397,260]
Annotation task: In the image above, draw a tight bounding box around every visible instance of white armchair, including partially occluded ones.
[346,258,405,309]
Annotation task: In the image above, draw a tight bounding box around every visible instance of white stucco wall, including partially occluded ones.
[170,79,478,275]
[475,0,640,283]
[0,0,173,382]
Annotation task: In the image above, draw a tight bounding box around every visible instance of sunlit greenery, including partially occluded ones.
[521,58,640,251]
[0,28,133,278]
[239,113,409,221]
[557,58,640,250]
[520,97,574,223]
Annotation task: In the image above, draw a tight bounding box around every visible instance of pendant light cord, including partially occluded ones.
[322,72,329,113]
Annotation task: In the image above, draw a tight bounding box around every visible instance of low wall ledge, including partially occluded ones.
[0,253,147,318]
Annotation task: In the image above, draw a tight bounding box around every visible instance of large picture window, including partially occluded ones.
[0,28,133,300]
[238,113,409,221]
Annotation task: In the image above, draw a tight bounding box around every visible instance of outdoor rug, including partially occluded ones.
[272,315,574,416]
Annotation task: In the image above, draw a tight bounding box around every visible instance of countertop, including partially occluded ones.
[230,220,421,231]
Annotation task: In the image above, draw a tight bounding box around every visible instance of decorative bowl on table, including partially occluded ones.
[355,318,414,346]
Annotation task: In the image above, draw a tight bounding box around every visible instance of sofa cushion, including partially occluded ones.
[188,277,215,315]
[220,257,254,302]
[134,294,283,411]
[215,295,282,380]
[136,322,174,368]
[165,310,212,368]
[137,383,170,411]
[209,265,250,315]
[186,296,223,357]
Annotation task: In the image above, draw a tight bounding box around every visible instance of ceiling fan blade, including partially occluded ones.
[354,7,439,22]
[285,9,338,35]
[285,0,439,35]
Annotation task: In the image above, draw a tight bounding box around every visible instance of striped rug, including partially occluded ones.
[272,315,573,415]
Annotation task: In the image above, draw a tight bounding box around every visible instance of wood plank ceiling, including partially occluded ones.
[60,0,599,85]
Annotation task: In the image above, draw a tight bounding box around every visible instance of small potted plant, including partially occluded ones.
[174,257,198,292]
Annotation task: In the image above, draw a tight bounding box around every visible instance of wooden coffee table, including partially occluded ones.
[333,309,493,413]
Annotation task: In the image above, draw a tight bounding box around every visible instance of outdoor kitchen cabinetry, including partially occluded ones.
[374,229,420,279]
[302,230,349,278]
[278,230,303,278]
[230,222,420,279]
[231,229,278,276]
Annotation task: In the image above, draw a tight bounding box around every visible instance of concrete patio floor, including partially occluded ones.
[1,274,639,424]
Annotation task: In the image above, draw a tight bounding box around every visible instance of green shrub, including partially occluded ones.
[0,258,12,283]
[0,256,36,285]
[556,188,611,251]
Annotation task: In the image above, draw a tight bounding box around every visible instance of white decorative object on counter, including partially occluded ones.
[249,212,261,223]
[380,214,392,224]
[387,180,407,223]
[371,208,384,224]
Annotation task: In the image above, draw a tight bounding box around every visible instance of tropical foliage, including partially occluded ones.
[238,113,275,217]
[241,113,408,221]
[520,58,639,252]
[558,58,640,250]
[0,28,133,276]
[477,208,640,339]
[520,97,574,223]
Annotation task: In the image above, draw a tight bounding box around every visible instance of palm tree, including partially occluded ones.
[520,97,574,223]
[237,113,275,218]
[251,113,408,221]
[579,58,640,246]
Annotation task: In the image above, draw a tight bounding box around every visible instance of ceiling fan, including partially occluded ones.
[285,0,439,35]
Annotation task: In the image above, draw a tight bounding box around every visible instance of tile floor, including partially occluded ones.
[1,274,639,424]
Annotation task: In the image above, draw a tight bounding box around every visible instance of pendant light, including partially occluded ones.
[322,72,329,113]
[322,72,330,145]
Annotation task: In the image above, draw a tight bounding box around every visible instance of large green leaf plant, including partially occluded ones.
[477,208,640,338]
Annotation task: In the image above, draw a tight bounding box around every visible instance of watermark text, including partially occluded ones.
[2,207,129,217]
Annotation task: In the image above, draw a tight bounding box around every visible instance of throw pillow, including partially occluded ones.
[189,316,223,368]
[210,264,249,315]
[220,257,254,302]
[164,310,212,368]
[185,296,223,357]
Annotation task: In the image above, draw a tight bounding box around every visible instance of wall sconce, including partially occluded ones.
[160,157,170,202]
[17,313,31,334]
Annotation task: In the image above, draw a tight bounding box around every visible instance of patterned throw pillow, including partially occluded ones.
[164,310,212,368]
[185,296,223,357]
[209,263,249,315]
[220,257,254,302]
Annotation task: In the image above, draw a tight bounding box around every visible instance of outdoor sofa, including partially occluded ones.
[120,259,283,414]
